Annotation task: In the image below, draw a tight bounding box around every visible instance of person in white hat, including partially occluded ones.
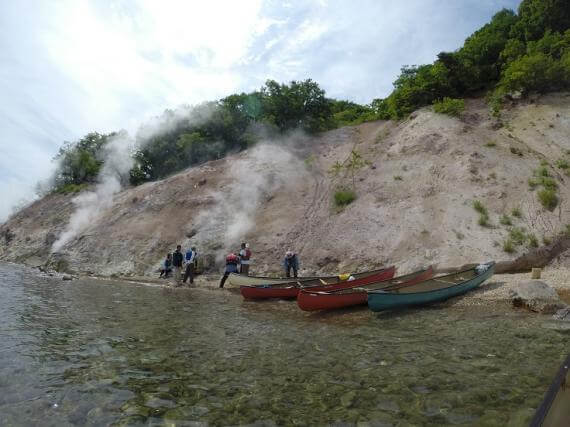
[283,250,299,278]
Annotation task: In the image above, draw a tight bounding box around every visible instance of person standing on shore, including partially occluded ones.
[183,246,197,285]
[172,245,184,286]
[219,253,239,288]
[239,242,251,276]
[159,253,172,278]
[283,250,299,278]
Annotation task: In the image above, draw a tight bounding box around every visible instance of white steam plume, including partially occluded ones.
[51,133,134,252]
[196,141,307,260]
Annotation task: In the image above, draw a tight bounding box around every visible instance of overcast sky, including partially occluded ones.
[0,0,521,221]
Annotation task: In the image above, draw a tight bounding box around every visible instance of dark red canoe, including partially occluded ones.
[297,266,434,311]
[240,266,396,300]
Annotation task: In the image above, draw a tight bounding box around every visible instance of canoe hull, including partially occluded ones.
[297,267,433,311]
[305,267,395,293]
[228,273,317,287]
[240,266,395,300]
[367,263,495,312]
[298,290,368,311]
[240,285,298,299]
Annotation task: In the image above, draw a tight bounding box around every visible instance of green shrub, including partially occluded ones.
[565,224,570,236]
[527,233,539,248]
[473,200,488,215]
[540,177,557,190]
[334,189,356,207]
[304,154,316,167]
[55,183,89,194]
[536,166,549,177]
[511,207,522,218]
[537,188,558,211]
[528,178,539,189]
[543,236,552,245]
[433,97,465,117]
[499,214,512,226]
[485,141,497,147]
[503,239,515,253]
[478,214,490,227]
[393,175,403,181]
[509,227,527,245]
[556,159,569,169]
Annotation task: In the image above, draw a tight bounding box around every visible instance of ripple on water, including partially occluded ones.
[0,262,567,425]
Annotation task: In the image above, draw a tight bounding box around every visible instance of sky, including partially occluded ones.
[0,0,521,222]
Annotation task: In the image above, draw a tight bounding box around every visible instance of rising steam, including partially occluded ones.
[51,133,133,252]
[195,141,307,259]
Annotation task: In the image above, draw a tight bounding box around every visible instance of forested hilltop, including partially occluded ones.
[50,0,569,194]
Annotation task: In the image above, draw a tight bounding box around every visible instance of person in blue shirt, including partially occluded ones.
[283,250,299,278]
[183,246,197,285]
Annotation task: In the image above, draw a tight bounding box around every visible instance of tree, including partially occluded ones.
[501,52,564,94]
[52,132,111,189]
[511,0,570,42]
[261,79,334,133]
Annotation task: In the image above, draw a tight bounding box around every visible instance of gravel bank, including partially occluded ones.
[453,267,570,307]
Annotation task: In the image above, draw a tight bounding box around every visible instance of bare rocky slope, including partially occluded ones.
[1,93,570,278]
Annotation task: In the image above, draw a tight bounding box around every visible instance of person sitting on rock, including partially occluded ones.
[219,253,240,288]
[283,250,299,278]
[159,253,172,278]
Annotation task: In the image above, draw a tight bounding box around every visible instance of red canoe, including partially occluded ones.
[240,266,396,300]
[297,266,434,311]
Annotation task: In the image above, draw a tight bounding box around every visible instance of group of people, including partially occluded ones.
[159,242,300,288]
[159,245,198,286]
[218,247,300,288]
[219,243,252,288]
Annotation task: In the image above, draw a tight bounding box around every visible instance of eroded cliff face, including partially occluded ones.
[2,93,570,277]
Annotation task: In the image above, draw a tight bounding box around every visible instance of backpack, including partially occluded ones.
[226,253,239,264]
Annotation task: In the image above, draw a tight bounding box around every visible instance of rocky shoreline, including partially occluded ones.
[16,258,570,324]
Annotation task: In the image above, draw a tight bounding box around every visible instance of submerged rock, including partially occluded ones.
[509,280,567,314]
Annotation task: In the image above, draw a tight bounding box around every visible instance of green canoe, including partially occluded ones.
[367,262,495,312]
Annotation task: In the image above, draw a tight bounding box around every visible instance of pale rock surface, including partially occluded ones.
[2,93,570,279]
[509,280,567,313]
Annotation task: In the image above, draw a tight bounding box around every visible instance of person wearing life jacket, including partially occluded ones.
[283,250,299,278]
[219,253,239,288]
[238,242,252,276]
[183,246,197,285]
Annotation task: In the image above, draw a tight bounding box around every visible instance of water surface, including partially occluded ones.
[0,263,567,426]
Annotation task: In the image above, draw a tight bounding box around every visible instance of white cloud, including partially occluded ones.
[0,0,521,221]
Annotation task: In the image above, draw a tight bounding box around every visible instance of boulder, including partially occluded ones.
[509,280,567,314]
[553,306,570,321]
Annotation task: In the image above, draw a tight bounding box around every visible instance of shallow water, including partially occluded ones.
[0,263,567,426]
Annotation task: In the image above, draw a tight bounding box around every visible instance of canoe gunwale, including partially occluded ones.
[367,263,494,296]
[367,263,495,312]
[301,266,434,296]
[239,266,392,290]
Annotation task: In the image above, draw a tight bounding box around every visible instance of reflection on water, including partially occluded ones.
[0,262,567,426]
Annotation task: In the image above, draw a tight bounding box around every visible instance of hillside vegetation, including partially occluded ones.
[2,94,570,277]
[46,0,569,196]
